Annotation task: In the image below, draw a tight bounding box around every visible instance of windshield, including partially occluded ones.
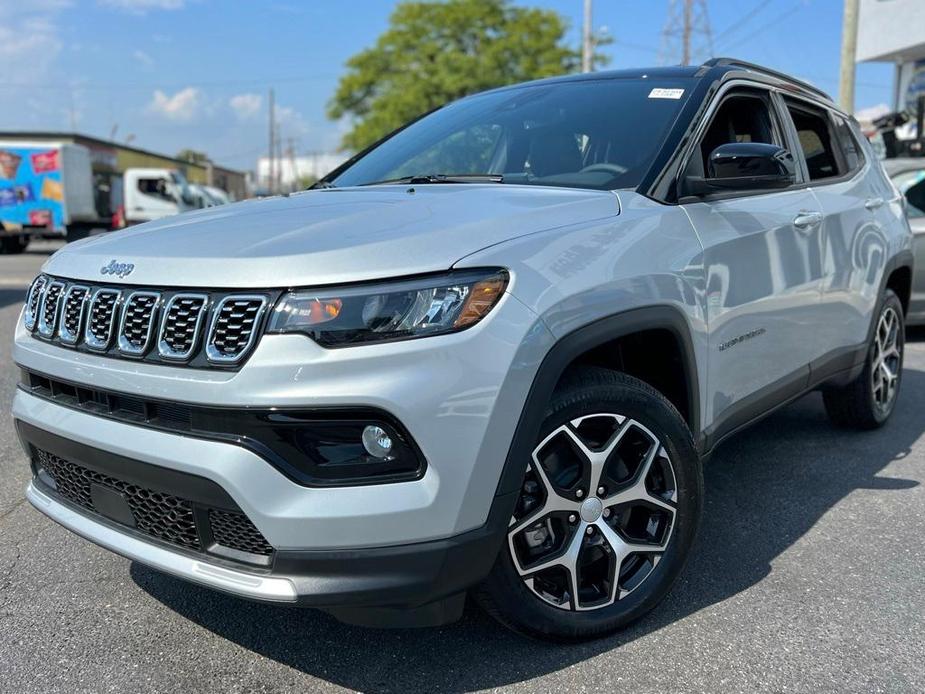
[330,77,693,191]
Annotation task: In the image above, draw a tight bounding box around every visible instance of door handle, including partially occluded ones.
[865,197,884,210]
[793,211,823,229]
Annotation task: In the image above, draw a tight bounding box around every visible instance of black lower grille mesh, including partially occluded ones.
[35,449,274,560]
[209,509,274,556]
[37,449,200,550]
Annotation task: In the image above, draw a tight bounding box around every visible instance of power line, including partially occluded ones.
[0,72,339,92]
[713,1,769,44]
[660,0,714,66]
[717,2,805,54]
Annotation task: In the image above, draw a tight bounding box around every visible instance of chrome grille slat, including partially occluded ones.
[158,293,208,361]
[24,275,48,332]
[117,291,161,356]
[84,289,122,350]
[36,280,66,338]
[57,285,90,345]
[205,296,268,364]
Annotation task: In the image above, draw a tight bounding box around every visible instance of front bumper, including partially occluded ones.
[13,290,550,545]
[21,419,516,626]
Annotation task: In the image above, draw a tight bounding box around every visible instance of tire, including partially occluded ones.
[475,367,703,641]
[0,235,27,254]
[823,289,905,430]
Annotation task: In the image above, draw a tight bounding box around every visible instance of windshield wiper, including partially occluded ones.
[362,173,504,186]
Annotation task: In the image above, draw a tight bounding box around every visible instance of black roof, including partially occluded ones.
[483,57,834,108]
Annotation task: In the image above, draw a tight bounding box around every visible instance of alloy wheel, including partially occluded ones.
[507,414,677,611]
[871,306,902,413]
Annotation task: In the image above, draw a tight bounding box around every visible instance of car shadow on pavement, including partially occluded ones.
[132,367,925,693]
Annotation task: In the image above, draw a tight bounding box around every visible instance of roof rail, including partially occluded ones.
[702,57,832,102]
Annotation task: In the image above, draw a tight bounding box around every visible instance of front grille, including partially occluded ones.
[37,448,200,550]
[206,296,267,363]
[158,294,207,360]
[35,447,274,561]
[27,275,273,369]
[85,289,121,350]
[58,285,89,344]
[118,292,161,355]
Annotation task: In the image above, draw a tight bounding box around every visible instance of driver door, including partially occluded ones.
[680,87,825,438]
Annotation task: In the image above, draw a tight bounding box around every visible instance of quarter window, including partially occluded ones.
[833,115,865,173]
[785,102,842,181]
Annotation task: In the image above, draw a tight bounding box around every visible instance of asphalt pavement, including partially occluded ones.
[0,241,923,693]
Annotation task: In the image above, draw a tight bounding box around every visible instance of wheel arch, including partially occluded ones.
[495,305,701,498]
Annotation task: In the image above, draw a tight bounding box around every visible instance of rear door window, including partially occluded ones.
[784,101,843,181]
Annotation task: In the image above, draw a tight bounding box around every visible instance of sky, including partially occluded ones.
[0,0,896,174]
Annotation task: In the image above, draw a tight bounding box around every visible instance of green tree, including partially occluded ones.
[328,0,606,152]
[176,149,210,166]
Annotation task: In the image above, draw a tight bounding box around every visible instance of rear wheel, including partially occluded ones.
[475,368,702,641]
[0,235,28,254]
[823,289,904,429]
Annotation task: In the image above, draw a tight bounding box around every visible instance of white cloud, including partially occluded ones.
[132,49,154,67]
[0,14,63,85]
[148,87,201,121]
[229,93,262,120]
[98,0,184,12]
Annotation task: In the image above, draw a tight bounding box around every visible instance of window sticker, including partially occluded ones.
[648,88,685,100]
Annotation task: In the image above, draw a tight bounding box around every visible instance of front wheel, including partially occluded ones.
[475,368,702,641]
[823,289,904,429]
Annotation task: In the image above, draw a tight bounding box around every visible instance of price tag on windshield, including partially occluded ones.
[648,88,685,99]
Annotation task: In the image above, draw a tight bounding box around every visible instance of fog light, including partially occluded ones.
[362,425,393,459]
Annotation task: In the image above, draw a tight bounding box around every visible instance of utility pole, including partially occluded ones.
[838,0,860,113]
[287,138,299,191]
[582,0,593,73]
[661,0,713,67]
[268,88,275,194]
[681,0,692,67]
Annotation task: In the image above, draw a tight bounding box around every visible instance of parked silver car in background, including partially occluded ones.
[882,157,925,324]
[11,59,914,641]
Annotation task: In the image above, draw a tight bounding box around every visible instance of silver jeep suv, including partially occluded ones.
[12,59,913,640]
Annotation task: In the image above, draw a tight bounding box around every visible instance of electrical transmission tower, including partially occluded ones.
[660,0,714,67]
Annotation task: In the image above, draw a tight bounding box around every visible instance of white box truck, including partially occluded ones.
[0,141,102,253]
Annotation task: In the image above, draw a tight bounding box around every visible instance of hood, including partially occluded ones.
[43,185,619,288]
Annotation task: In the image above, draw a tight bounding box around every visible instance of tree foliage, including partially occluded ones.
[328,0,604,152]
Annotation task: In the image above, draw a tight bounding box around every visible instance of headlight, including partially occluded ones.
[268,268,508,347]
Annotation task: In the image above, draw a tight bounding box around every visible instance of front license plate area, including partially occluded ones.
[89,483,137,528]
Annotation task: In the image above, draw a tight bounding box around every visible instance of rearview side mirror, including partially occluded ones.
[685,142,796,197]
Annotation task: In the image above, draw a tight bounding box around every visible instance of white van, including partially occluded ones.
[121,168,196,225]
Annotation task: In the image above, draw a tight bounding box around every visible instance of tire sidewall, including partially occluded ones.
[866,290,905,424]
[482,375,702,640]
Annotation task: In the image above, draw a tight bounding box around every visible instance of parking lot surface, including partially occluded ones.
[1,241,923,693]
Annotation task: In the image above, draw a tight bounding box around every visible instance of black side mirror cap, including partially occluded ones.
[684,142,796,197]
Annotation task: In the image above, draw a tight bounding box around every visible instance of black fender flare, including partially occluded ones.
[494,304,701,498]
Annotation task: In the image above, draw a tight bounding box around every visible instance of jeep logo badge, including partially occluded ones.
[100,259,135,279]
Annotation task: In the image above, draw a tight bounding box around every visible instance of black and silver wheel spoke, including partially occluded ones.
[508,414,677,611]
[872,306,901,410]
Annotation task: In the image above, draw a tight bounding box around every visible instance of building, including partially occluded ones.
[256,152,349,191]
[0,131,248,201]
[857,0,925,114]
